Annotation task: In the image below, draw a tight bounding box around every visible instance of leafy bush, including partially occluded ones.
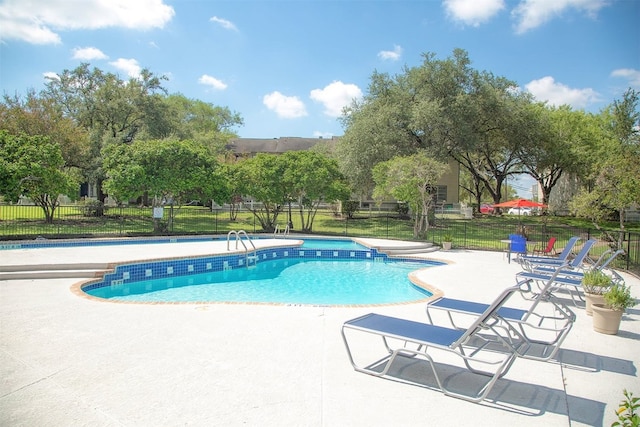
[604,284,636,311]
[396,202,410,219]
[80,199,104,217]
[582,270,613,295]
[341,201,360,219]
[612,389,639,427]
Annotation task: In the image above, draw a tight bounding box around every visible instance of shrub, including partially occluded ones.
[80,199,104,217]
[603,284,636,311]
[582,270,613,295]
[612,389,639,427]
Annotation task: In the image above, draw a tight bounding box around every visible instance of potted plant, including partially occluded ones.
[582,269,613,316]
[592,284,636,335]
[442,232,453,251]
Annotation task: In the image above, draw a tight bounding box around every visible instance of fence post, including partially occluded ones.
[464,222,467,247]
[386,215,389,239]
[626,231,630,271]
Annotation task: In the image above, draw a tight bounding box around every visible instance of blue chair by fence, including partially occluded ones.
[509,234,527,260]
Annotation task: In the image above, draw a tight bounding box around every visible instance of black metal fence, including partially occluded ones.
[1,204,638,274]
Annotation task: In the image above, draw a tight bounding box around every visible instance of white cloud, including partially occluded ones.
[0,19,61,44]
[378,45,403,61]
[443,0,505,26]
[109,58,142,79]
[0,0,174,44]
[611,69,640,88]
[43,72,60,81]
[512,0,608,34]
[198,74,228,90]
[210,16,238,31]
[72,47,108,61]
[525,76,600,108]
[263,91,308,119]
[310,81,363,117]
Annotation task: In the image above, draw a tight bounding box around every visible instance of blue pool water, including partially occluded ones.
[85,257,434,305]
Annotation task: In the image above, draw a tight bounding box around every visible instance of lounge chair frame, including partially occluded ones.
[518,236,581,267]
[519,238,597,272]
[530,249,625,284]
[425,267,575,361]
[516,240,617,306]
[341,285,527,403]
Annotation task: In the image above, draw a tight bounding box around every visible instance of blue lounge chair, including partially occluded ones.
[519,238,596,272]
[531,249,625,284]
[517,236,581,267]
[424,264,576,362]
[341,284,527,403]
[516,239,602,305]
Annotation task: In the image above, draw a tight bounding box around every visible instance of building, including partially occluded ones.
[227,136,460,206]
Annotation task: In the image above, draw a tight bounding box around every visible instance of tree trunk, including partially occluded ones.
[96,178,106,216]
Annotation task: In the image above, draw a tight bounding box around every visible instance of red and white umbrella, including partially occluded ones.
[493,198,547,208]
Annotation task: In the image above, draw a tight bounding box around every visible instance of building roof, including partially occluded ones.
[227,136,340,154]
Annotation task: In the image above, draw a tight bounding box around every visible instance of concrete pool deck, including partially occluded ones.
[1,237,639,426]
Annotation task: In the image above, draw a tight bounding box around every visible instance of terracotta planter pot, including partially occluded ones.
[584,293,606,316]
[591,303,623,335]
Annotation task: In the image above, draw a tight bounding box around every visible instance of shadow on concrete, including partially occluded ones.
[553,348,636,375]
[368,355,605,426]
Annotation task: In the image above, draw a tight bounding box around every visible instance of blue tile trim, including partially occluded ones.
[82,247,442,292]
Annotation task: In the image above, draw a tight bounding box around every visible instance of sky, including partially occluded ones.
[0,0,638,144]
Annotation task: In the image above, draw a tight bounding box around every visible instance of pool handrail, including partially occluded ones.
[226,230,258,267]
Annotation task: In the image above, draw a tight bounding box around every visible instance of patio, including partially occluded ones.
[1,238,639,426]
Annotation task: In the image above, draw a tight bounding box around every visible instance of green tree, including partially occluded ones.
[232,151,350,233]
[449,75,531,206]
[281,151,351,232]
[517,104,595,205]
[42,64,168,207]
[233,154,287,232]
[102,139,228,232]
[372,151,448,237]
[571,88,640,246]
[43,64,167,141]
[0,131,78,223]
[0,91,90,170]
[143,94,243,153]
[337,49,531,206]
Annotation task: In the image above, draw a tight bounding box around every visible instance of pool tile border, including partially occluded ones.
[73,245,445,306]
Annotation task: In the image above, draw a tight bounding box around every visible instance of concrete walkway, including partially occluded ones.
[1,237,639,426]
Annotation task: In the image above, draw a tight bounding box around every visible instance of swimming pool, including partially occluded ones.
[80,240,441,305]
[84,257,435,305]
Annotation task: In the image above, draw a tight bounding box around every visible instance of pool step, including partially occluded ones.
[0,263,111,280]
[377,243,440,256]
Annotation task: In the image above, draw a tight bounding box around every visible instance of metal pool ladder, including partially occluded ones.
[227,230,258,267]
[273,224,290,238]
